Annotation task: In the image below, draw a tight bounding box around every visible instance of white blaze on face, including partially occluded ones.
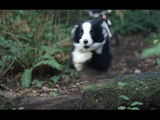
[79,22,93,46]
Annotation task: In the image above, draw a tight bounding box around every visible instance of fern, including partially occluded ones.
[20,69,32,88]
[50,76,61,84]
[33,52,63,70]
[48,48,63,56]
[33,59,62,70]
[35,53,53,63]
[0,55,14,74]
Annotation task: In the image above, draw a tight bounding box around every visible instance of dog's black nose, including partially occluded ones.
[83,40,88,44]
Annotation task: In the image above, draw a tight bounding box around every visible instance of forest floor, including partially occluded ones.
[0,34,160,109]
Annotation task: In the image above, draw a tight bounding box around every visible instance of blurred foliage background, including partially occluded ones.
[0,10,160,87]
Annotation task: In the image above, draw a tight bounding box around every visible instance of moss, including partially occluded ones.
[84,84,107,91]
[79,71,160,109]
[0,95,15,110]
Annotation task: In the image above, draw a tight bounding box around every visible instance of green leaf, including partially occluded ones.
[60,74,70,80]
[37,81,42,87]
[15,15,21,22]
[118,106,126,110]
[127,107,131,110]
[131,101,143,106]
[120,95,129,100]
[20,69,32,88]
[50,76,61,84]
[31,80,38,85]
[118,82,127,87]
[51,91,59,96]
[71,70,79,78]
[131,107,140,110]
[48,81,53,88]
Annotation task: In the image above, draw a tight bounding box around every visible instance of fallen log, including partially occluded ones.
[73,71,160,110]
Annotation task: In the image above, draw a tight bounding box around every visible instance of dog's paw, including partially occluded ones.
[73,52,92,64]
[74,63,83,71]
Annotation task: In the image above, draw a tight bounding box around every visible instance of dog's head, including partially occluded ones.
[71,18,107,52]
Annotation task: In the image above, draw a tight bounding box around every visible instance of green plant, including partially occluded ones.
[51,91,59,96]
[118,101,143,110]
[20,69,32,88]
[145,33,160,45]
[31,79,45,87]
[0,10,84,88]
[117,81,143,110]
[50,74,70,84]
[140,43,160,58]
[108,10,160,35]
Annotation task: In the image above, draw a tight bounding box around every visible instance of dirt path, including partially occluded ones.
[103,35,159,78]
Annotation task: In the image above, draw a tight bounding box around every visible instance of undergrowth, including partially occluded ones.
[0,10,83,88]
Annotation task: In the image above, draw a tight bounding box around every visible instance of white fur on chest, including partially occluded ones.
[72,44,92,71]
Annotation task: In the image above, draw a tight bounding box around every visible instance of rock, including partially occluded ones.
[134,51,139,58]
[72,85,76,87]
[16,93,23,98]
[42,86,50,92]
[50,88,58,92]
[32,90,37,93]
[18,107,24,110]
[24,88,31,93]
[80,81,88,85]
[153,39,159,44]
[76,83,80,86]
[144,59,156,65]
[134,69,141,74]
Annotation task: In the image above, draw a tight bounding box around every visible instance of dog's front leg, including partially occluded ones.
[74,63,84,71]
[72,51,92,71]
[73,52,92,64]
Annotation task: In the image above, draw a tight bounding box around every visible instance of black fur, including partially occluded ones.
[88,39,112,71]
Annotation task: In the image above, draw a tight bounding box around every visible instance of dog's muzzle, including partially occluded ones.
[84,46,90,49]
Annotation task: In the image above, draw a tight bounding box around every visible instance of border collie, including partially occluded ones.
[69,18,112,72]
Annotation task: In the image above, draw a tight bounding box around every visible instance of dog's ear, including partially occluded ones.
[77,20,85,25]
[71,25,79,39]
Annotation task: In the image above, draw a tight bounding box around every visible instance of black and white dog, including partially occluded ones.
[69,18,112,72]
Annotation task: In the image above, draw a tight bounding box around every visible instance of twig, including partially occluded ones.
[2,31,31,41]
[16,56,27,69]
[53,10,58,43]
[64,10,70,33]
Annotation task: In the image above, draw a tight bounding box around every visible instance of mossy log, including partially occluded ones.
[73,71,160,110]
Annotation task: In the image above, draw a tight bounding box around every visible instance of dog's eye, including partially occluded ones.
[79,32,83,37]
[90,30,94,36]
[79,30,83,37]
